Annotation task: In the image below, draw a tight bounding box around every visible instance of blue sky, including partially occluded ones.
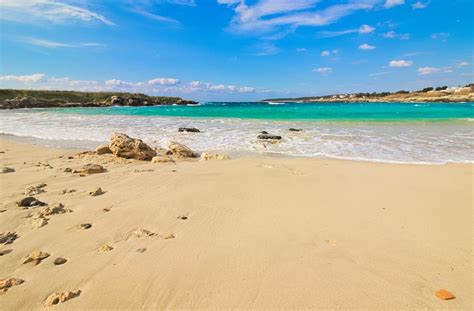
[0,0,472,101]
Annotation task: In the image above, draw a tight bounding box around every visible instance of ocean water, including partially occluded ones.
[1,102,473,164]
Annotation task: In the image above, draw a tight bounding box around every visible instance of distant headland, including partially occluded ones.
[263,84,474,103]
[0,89,197,109]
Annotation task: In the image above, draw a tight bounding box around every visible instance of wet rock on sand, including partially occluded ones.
[289,128,303,132]
[0,232,19,245]
[200,152,230,161]
[0,278,24,294]
[257,134,282,140]
[151,155,175,163]
[73,164,105,175]
[179,127,201,133]
[25,183,47,196]
[168,141,196,158]
[95,144,112,155]
[1,167,15,174]
[44,290,81,307]
[89,187,105,196]
[23,251,50,265]
[109,133,156,160]
[54,257,67,265]
[16,197,47,207]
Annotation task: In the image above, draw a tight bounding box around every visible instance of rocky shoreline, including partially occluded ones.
[264,85,474,103]
[0,90,197,109]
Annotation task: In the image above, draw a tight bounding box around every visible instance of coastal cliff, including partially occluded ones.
[0,89,197,109]
[264,85,474,103]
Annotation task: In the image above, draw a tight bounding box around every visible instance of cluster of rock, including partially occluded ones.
[92,132,230,162]
[0,93,197,109]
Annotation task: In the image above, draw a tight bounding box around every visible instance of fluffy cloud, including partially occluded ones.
[412,1,429,9]
[417,67,440,75]
[312,67,332,75]
[0,73,259,95]
[382,30,410,40]
[384,0,404,9]
[0,0,114,25]
[359,43,376,50]
[218,0,379,38]
[0,73,46,83]
[320,49,339,56]
[389,60,413,67]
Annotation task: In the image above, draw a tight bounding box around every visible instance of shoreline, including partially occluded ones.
[0,138,472,309]
[1,133,473,166]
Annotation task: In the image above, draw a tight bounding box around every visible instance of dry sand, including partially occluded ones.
[0,138,472,310]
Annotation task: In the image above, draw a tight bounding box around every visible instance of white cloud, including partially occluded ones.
[255,42,281,56]
[369,72,391,77]
[320,49,339,56]
[389,60,413,67]
[148,78,180,86]
[417,67,440,75]
[359,43,376,50]
[431,32,450,41]
[0,0,114,25]
[318,24,375,38]
[320,50,330,56]
[384,0,405,9]
[412,1,429,9]
[21,37,104,48]
[382,30,410,40]
[458,61,470,67]
[129,8,180,24]
[0,73,46,83]
[296,48,307,52]
[219,0,378,38]
[312,67,332,75]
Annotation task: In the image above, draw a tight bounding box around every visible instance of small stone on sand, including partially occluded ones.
[78,223,92,230]
[16,196,47,207]
[0,167,15,174]
[54,257,67,265]
[136,248,147,253]
[44,290,81,307]
[178,215,188,220]
[89,187,105,196]
[0,232,19,245]
[435,289,456,300]
[23,250,50,265]
[103,207,111,212]
[64,167,72,173]
[98,244,113,252]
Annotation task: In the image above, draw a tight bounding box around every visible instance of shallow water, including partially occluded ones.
[1,102,473,164]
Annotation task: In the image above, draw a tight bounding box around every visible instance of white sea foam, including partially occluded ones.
[1,109,473,164]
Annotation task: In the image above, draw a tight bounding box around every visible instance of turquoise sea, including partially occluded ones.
[56,102,474,121]
[1,102,473,164]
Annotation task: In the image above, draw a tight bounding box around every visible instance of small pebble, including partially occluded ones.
[54,257,67,265]
[136,248,147,253]
[178,215,188,220]
[435,289,456,300]
[78,223,92,230]
[103,207,111,212]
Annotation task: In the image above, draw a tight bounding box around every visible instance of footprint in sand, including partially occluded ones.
[24,183,47,196]
[136,248,147,253]
[162,233,175,240]
[44,290,81,307]
[0,249,13,256]
[89,187,105,196]
[128,229,156,240]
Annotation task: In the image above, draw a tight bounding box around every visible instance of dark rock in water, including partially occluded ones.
[179,127,200,133]
[54,257,67,265]
[257,134,282,140]
[259,131,269,134]
[16,197,46,207]
[289,128,303,132]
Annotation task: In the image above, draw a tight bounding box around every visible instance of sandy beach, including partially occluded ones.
[0,137,472,310]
